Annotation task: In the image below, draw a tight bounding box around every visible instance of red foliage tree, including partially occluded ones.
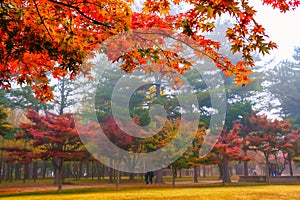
[245,112,292,182]
[16,108,86,193]
[206,123,249,183]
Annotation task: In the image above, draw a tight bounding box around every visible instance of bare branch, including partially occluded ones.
[33,0,54,41]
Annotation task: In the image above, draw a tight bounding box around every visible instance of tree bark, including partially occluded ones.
[243,160,249,176]
[54,158,64,193]
[155,169,164,183]
[218,162,231,184]
[129,173,135,181]
[265,153,270,184]
[23,163,29,183]
[243,147,248,176]
[109,167,113,183]
[288,155,293,176]
[116,170,120,191]
[32,162,38,182]
[2,162,6,181]
[0,160,2,183]
[15,163,21,180]
[79,160,83,180]
[203,165,206,178]
[171,166,176,187]
[9,163,13,182]
[193,166,198,183]
[42,160,47,179]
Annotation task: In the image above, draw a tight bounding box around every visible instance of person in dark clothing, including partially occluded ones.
[144,172,149,184]
[147,171,154,184]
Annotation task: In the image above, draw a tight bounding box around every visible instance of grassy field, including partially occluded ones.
[1,185,300,200]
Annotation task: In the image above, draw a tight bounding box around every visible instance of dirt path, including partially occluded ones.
[0,180,224,196]
[0,182,133,196]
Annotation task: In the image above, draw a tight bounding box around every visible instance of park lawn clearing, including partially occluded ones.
[1,185,300,200]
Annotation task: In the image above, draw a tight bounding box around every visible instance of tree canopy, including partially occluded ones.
[1,0,298,101]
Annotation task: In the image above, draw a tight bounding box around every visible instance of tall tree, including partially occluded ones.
[54,76,77,115]
[264,47,300,128]
[6,86,53,112]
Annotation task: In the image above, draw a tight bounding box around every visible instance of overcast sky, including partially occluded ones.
[250,0,300,62]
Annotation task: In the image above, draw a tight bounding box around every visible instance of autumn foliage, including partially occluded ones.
[14,108,85,192]
[1,0,299,101]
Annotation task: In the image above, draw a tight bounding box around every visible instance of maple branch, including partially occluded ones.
[133,30,227,70]
[33,0,54,41]
[132,32,178,75]
[47,0,113,28]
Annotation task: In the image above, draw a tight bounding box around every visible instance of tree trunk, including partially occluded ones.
[91,161,94,180]
[5,163,10,181]
[288,155,293,176]
[10,164,13,182]
[42,160,47,179]
[57,165,63,193]
[218,162,231,184]
[193,166,198,183]
[0,152,2,183]
[265,153,270,184]
[96,163,101,180]
[243,148,249,176]
[23,163,29,183]
[116,170,120,191]
[8,163,13,182]
[229,163,233,176]
[203,165,206,178]
[0,160,2,183]
[155,169,164,183]
[54,158,64,193]
[79,160,83,180]
[243,160,249,176]
[54,167,57,184]
[171,166,176,187]
[32,162,38,182]
[109,159,113,183]
[2,162,6,181]
[15,163,21,180]
[128,173,135,181]
[109,167,113,183]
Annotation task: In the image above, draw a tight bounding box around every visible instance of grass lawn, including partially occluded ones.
[1,185,300,200]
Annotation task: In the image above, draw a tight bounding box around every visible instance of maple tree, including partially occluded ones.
[190,122,249,183]
[77,115,146,185]
[1,0,299,101]
[245,112,294,182]
[277,129,300,175]
[15,108,86,193]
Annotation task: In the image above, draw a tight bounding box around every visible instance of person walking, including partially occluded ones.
[144,172,149,184]
[148,171,154,184]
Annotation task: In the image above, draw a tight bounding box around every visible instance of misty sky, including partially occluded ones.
[251,0,300,62]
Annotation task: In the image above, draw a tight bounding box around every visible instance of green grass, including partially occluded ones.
[1,184,300,200]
